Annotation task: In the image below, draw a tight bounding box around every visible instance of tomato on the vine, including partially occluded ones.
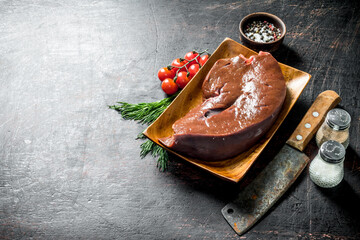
[158,50,210,94]
[161,78,178,95]
[199,54,209,67]
[188,63,200,79]
[170,58,188,74]
[184,51,200,66]
[175,71,190,89]
[158,67,175,81]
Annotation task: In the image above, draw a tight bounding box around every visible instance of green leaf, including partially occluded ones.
[140,140,169,171]
[110,94,177,171]
[109,93,178,125]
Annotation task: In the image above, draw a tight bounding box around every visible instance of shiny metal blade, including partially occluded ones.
[221,144,309,236]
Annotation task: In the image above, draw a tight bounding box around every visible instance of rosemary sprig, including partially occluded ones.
[109,93,178,171]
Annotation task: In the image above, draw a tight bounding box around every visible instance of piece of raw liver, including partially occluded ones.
[159,52,286,161]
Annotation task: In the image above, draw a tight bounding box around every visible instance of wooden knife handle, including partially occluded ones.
[286,90,341,152]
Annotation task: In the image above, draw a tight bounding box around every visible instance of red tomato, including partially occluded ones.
[158,67,175,81]
[199,54,209,67]
[170,58,188,74]
[184,51,200,66]
[175,71,190,89]
[161,78,178,95]
[188,63,200,79]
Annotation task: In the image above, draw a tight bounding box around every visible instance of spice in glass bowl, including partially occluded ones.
[244,20,281,43]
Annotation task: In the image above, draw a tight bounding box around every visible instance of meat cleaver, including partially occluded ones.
[222,90,341,235]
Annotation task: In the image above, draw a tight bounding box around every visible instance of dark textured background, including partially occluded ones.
[0,0,359,239]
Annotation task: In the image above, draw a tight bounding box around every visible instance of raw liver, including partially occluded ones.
[159,52,286,161]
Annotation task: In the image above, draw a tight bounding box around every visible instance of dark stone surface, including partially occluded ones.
[0,0,359,239]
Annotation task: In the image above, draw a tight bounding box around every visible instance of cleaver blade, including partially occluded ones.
[221,144,308,235]
[222,90,341,236]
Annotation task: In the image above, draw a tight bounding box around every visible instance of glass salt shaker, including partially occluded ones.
[315,108,351,149]
[309,140,346,188]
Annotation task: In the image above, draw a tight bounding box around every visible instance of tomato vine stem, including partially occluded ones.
[171,49,210,82]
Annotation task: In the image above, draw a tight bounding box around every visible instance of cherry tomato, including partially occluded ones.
[158,67,175,81]
[175,71,190,89]
[199,54,209,67]
[161,78,178,95]
[170,58,188,74]
[188,63,200,79]
[184,51,200,66]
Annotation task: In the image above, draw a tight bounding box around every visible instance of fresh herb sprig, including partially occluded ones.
[109,93,178,171]
[109,93,177,125]
[139,140,168,171]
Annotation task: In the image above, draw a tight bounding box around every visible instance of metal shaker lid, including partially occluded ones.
[326,108,351,130]
[319,140,346,163]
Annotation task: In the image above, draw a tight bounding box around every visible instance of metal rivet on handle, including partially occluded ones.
[296,135,303,141]
[305,123,311,128]
[312,111,319,117]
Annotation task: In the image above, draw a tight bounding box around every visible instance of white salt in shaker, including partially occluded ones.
[309,140,346,188]
[315,108,351,149]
